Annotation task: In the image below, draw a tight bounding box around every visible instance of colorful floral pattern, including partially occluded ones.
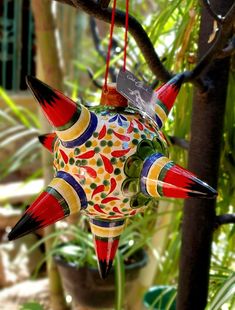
[9,76,217,279]
[53,108,159,219]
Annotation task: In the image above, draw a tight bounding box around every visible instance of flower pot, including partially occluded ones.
[54,248,147,309]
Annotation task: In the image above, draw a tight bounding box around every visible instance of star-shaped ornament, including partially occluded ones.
[8,75,217,279]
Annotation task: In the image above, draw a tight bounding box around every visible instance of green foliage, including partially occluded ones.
[0,87,41,180]
[144,285,177,310]
[20,302,44,310]
[207,273,235,310]
[115,250,125,310]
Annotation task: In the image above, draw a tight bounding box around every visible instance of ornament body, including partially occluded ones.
[8,76,217,278]
[53,106,167,220]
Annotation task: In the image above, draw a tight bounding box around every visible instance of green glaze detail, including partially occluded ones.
[46,187,70,215]
[122,137,168,209]
[130,193,152,209]
[120,156,126,162]
[85,141,92,147]
[137,139,156,160]
[114,168,121,175]
[111,158,117,164]
[156,99,169,115]
[100,140,107,147]
[157,161,174,196]
[132,139,139,145]
[94,147,100,153]
[124,155,143,178]
[122,178,140,195]
[152,137,168,156]
[56,110,81,131]
[74,148,80,155]
[97,158,103,166]
[69,158,75,165]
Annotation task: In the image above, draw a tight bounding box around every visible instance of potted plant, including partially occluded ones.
[52,207,158,309]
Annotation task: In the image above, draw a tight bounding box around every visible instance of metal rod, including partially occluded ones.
[13,0,23,91]
[2,0,9,88]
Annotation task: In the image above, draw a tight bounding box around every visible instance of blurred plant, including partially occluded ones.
[207,272,235,310]
[0,87,41,181]
[20,302,45,310]
[27,208,160,309]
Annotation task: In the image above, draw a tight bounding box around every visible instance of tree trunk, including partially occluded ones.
[31,1,67,310]
[177,1,233,309]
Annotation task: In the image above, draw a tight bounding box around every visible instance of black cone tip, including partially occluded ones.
[25,75,59,107]
[98,260,113,280]
[189,179,218,199]
[171,73,185,88]
[26,75,40,89]
[38,134,46,145]
[8,212,42,241]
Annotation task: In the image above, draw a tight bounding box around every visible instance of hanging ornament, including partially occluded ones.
[8,0,217,279]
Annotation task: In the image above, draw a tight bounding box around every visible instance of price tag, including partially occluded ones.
[116,69,157,125]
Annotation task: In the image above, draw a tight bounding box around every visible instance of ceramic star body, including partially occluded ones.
[8,76,217,278]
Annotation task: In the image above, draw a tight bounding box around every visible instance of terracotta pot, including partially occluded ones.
[54,248,147,308]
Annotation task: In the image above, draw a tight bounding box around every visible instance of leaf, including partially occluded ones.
[0,125,25,140]
[0,109,17,125]
[114,250,125,310]
[0,87,31,128]
[20,302,44,310]
[0,128,38,148]
[210,273,235,310]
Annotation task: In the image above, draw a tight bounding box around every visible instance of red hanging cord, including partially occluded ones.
[104,0,117,92]
[123,0,129,71]
[103,0,129,90]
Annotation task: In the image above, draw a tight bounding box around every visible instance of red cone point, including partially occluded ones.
[162,163,217,199]
[26,76,78,128]
[155,74,184,111]
[38,133,57,153]
[8,189,69,241]
[94,236,120,279]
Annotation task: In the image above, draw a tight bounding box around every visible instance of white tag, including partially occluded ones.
[116,69,157,124]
